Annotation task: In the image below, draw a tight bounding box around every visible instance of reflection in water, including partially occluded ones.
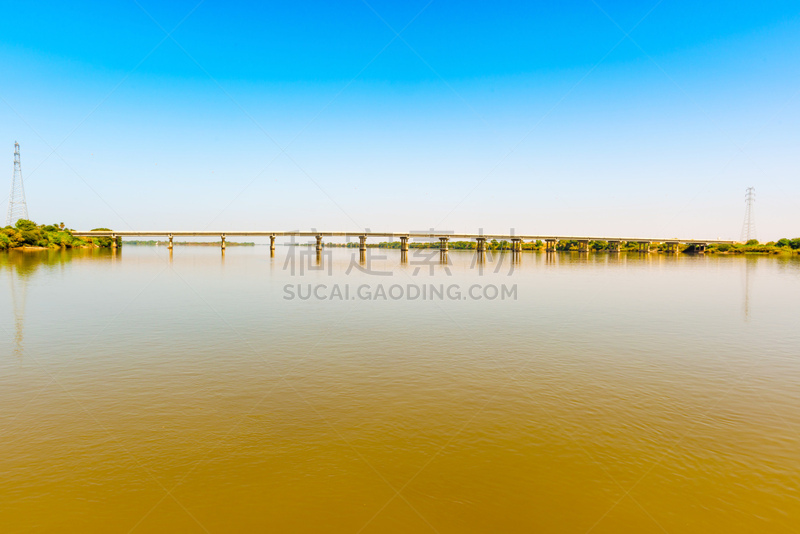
[743,256,756,321]
[471,250,487,275]
[1,249,119,360]
[7,264,27,358]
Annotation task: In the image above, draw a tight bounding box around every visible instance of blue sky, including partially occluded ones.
[1,0,798,239]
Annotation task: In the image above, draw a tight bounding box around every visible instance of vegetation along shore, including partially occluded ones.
[1,220,119,251]
[327,238,800,254]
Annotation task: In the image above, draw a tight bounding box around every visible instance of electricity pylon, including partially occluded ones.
[740,187,756,243]
[6,141,29,226]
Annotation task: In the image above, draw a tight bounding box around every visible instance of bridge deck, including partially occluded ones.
[71,231,736,244]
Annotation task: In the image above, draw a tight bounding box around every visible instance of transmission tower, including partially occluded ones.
[740,187,756,242]
[6,141,29,226]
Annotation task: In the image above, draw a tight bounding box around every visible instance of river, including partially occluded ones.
[1,246,799,533]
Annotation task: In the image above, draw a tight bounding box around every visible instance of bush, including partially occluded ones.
[2,227,22,247]
[20,229,43,245]
[89,227,113,248]
[775,238,800,250]
[15,219,37,231]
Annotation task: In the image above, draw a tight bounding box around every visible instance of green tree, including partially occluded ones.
[15,219,36,231]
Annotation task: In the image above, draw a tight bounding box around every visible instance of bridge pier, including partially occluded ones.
[608,240,621,253]
[665,242,680,253]
[168,234,174,250]
[359,235,367,263]
[270,235,275,256]
[475,237,486,264]
[400,236,409,264]
[512,238,523,263]
[439,237,449,262]
[578,240,590,253]
[111,234,118,249]
[638,241,651,254]
[545,239,558,252]
[315,235,323,252]
[221,234,226,251]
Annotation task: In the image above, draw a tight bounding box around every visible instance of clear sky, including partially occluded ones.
[1,0,798,240]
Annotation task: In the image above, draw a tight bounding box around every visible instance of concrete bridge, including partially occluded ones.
[73,230,735,257]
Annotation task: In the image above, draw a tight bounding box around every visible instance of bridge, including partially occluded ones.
[72,230,736,255]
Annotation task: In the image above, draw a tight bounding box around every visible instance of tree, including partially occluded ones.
[15,219,36,231]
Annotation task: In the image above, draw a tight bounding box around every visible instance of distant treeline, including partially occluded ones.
[326,238,800,254]
[1,219,118,251]
[123,240,255,246]
[707,239,800,254]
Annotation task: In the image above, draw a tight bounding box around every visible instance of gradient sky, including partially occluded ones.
[1,0,798,240]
